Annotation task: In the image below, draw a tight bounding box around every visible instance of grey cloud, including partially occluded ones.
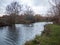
[33,0,50,6]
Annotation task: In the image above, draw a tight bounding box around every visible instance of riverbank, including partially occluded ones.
[25,24,60,45]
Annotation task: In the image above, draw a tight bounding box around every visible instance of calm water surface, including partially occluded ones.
[0,22,53,45]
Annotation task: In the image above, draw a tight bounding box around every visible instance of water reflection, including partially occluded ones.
[0,22,53,45]
[16,24,34,45]
[0,27,3,30]
[4,25,19,45]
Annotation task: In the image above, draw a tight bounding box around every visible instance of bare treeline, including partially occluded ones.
[48,0,60,24]
[5,1,35,25]
[0,1,44,26]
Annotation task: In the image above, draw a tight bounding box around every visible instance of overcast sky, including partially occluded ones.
[0,0,56,16]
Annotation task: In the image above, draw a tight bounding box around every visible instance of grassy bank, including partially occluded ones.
[25,24,60,45]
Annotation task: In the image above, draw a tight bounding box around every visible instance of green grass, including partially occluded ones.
[25,24,60,45]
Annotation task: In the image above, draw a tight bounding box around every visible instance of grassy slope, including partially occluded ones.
[25,24,60,45]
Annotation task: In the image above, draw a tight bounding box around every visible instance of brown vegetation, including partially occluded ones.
[0,14,44,26]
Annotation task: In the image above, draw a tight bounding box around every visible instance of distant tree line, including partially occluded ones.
[0,14,45,26]
[0,1,46,26]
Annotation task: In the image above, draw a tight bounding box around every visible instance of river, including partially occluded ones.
[0,22,53,45]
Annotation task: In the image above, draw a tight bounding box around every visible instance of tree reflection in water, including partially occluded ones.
[4,25,19,45]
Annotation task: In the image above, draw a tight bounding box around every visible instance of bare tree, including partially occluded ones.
[6,1,22,25]
[24,6,34,22]
[48,0,60,24]
[6,1,22,15]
